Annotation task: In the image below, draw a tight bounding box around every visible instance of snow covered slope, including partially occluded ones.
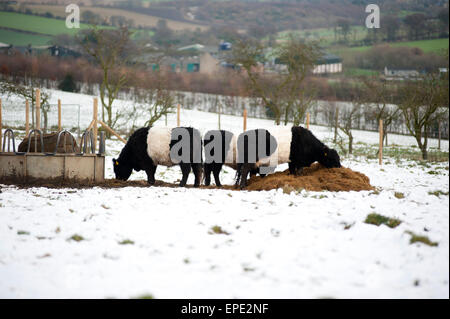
[0,90,448,298]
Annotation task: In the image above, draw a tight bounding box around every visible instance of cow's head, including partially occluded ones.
[112,158,132,181]
[319,147,341,168]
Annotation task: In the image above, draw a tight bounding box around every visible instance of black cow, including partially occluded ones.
[236,126,341,189]
[113,126,203,187]
[203,130,235,187]
[235,128,278,189]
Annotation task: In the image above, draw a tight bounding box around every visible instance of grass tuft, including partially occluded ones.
[209,225,230,235]
[406,231,438,247]
[118,239,134,245]
[428,190,449,197]
[69,234,84,242]
[365,213,402,228]
[394,192,405,199]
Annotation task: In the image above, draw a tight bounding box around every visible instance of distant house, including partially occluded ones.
[33,45,81,58]
[384,67,420,81]
[0,42,12,55]
[312,53,342,75]
[272,51,342,75]
[0,44,81,58]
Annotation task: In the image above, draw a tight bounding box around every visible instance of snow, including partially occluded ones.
[0,90,449,299]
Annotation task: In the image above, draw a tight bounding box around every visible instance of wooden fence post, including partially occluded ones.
[25,100,30,136]
[0,98,2,151]
[334,107,338,143]
[35,89,40,130]
[306,112,310,130]
[98,120,127,144]
[438,121,441,150]
[379,119,383,166]
[93,98,98,153]
[58,99,62,131]
[243,108,247,132]
[177,104,181,127]
[218,102,221,130]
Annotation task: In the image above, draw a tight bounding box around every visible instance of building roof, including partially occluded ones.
[317,53,342,64]
[177,43,219,55]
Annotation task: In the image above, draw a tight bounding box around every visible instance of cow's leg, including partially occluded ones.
[288,162,297,175]
[240,164,251,189]
[192,163,202,188]
[179,163,191,187]
[145,164,157,185]
[204,163,212,186]
[296,166,304,176]
[212,163,222,187]
[250,168,258,177]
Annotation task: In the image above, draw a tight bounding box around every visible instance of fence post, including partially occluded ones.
[438,121,441,150]
[177,104,181,127]
[93,98,98,153]
[35,89,40,130]
[25,100,30,136]
[58,99,62,131]
[306,112,310,130]
[0,98,2,152]
[334,107,338,143]
[218,102,221,130]
[243,108,247,132]
[379,119,383,166]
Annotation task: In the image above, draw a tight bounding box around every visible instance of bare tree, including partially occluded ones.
[362,78,400,147]
[398,72,449,160]
[0,78,51,132]
[230,37,319,125]
[338,100,362,155]
[78,26,135,134]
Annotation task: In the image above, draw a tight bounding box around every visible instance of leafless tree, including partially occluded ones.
[338,99,362,155]
[362,78,400,146]
[229,37,319,125]
[398,72,449,160]
[0,78,51,132]
[78,25,135,134]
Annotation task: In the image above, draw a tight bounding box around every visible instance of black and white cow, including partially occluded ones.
[203,130,236,186]
[236,126,341,188]
[113,126,203,187]
[235,128,278,189]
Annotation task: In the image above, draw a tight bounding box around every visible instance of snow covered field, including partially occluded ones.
[0,90,449,298]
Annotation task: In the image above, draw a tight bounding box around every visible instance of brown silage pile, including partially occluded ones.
[245,163,374,192]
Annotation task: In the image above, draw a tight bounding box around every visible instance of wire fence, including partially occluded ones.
[1,90,449,141]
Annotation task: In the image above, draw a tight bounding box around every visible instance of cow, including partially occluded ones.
[235,128,278,189]
[112,126,203,187]
[203,130,236,186]
[236,126,341,189]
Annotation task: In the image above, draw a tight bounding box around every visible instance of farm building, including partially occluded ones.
[271,51,342,75]
[312,53,343,75]
[147,43,234,74]
[383,66,421,81]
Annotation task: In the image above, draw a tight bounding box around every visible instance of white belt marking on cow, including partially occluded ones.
[147,127,176,167]
[257,126,292,167]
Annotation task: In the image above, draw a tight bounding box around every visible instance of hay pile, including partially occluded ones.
[245,163,374,192]
[18,133,78,153]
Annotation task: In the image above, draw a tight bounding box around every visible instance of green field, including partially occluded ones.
[0,11,93,36]
[345,38,449,54]
[342,68,380,77]
[0,29,52,46]
[0,11,153,46]
[276,26,368,45]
